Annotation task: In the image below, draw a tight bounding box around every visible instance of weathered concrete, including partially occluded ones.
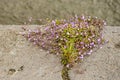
[0,0,120,25]
[0,25,120,80]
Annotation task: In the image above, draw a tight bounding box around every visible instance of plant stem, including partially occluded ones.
[61,66,70,80]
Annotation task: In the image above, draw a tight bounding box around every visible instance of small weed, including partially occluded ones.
[22,15,107,80]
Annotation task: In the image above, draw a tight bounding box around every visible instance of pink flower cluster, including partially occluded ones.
[22,15,107,66]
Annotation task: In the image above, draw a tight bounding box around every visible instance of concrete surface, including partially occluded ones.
[0,0,120,25]
[0,25,120,80]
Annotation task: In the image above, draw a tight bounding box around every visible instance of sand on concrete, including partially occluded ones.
[0,25,120,80]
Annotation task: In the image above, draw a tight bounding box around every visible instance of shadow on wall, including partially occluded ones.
[0,0,119,25]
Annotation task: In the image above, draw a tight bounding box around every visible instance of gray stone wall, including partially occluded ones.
[0,0,120,25]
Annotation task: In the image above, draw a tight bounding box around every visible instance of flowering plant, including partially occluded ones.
[22,15,106,80]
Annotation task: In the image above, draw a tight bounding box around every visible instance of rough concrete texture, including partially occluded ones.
[0,25,120,80]
[0,0,120,25]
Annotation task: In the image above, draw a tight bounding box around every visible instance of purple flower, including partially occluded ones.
[44,27,49,31]
[71,22,75,27]
[90,42,94,46]
[97,38,101,42]
[90,50,93,53]
[81,16,85,20]
[87,50,93,55]
[27,34,30,38]
[56,35,59,38]
[88,38,91,41]
[80,42,84,44]
[79,55,84,59]
[28,38,32,41]
[28,29,32,32]
[52,20,56,26]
